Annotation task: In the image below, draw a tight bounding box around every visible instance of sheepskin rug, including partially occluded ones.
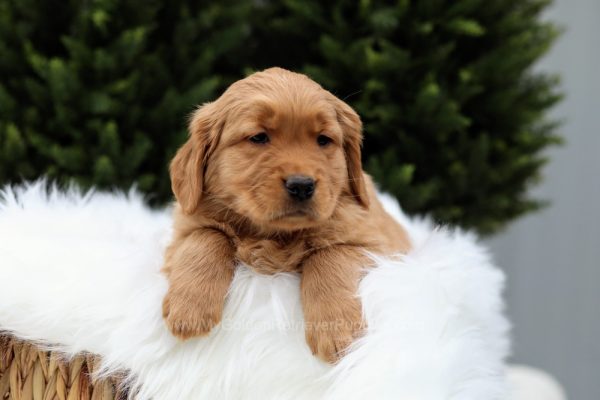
[0,181,510,399]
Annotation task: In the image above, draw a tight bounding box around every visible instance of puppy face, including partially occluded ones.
[170,68,368,232]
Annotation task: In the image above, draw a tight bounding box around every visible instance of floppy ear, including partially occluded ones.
[333,97,370,209]
[170,104,217,214]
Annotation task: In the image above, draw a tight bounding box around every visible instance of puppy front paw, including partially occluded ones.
[304,302,365,363]
[162,290,224,339]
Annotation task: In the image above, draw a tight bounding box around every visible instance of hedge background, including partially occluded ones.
[0,0,561,234]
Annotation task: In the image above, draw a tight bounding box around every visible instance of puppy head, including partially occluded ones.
[171,67,368,231]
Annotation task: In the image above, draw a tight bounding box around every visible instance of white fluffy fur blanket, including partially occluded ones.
[0,182,509,399]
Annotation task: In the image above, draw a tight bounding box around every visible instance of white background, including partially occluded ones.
[488,0,600,398]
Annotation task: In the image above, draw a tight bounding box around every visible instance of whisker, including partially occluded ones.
[342,89,363,101]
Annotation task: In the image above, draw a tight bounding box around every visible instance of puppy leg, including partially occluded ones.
[301,246,369,363]
[162,228,235,339]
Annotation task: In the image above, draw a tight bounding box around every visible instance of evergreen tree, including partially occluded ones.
[0,0,561,234]
[0,0,252,199]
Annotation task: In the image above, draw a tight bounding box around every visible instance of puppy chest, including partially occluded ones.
[234,236,313,274]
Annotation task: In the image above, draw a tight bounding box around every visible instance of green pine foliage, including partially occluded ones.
[0,0,561,234]
[0,0,252,199]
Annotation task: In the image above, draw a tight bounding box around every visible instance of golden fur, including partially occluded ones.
[162,68,411,363]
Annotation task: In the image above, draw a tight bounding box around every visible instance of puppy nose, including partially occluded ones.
[284,175,315,201]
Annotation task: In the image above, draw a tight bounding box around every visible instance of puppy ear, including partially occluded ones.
[170,104,217,214]
[333,98,370,209]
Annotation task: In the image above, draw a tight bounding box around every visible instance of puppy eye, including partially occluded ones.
[317,134,333,147]
[249,132,270,144]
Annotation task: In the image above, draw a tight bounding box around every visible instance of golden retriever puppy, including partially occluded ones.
[162,67,411,363]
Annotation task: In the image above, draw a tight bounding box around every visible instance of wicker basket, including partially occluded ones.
[0,334,127,400]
